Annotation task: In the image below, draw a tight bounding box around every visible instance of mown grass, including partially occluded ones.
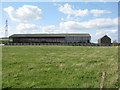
[2,46,118,88]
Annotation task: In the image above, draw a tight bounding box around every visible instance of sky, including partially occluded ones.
[1,2,118,43]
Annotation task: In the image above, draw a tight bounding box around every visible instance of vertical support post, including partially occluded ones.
[100,72,106,90]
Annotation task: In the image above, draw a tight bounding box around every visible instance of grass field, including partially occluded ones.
[2,46,118,88]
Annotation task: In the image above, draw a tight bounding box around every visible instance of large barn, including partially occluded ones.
[9,34,91,43]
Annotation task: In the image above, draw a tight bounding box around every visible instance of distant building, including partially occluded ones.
[98,35,111,45]
[9,34,91,43]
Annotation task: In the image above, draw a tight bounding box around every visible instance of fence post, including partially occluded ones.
[100,72,106,90]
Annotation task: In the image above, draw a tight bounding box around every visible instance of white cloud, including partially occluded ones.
[58,3,89,17]
[39,17,118,35]
[95,29,117,36]
[61,18,64,21]
[59,3,73,15]
[58,3,111,17]
[14,17,117,34]
[16,23,39,34]
[91,29,118,42]
[59,18,118,32]
[41,25,56,33]
[15,17,117,34]
[16,24,62,34]
[4,5,42,22]
[90,9,111,16]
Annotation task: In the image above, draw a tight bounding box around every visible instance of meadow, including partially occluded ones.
[2,46,118,88]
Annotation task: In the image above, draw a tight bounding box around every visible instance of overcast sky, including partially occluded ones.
[1,2,118,42]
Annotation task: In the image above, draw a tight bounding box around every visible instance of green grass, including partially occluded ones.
[2,46,118,88]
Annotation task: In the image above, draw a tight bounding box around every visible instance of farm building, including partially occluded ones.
[98,35,111,45]
[9,34,91,43]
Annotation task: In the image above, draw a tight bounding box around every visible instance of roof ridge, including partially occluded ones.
[10,34,91,37]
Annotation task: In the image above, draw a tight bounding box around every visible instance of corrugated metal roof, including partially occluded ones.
[10,34,91,38]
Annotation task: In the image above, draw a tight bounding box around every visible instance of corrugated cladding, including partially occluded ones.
[10,34,91,38]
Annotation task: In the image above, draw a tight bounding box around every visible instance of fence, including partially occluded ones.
[4,42,116,46]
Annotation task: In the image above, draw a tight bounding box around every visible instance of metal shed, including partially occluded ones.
[9,34,91,43]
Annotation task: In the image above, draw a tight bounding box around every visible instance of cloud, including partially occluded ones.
[90,9,111,16]
[58,3,89,17]
[38,17,118,35]
[59,18,118,32]
[16,23,39,33]
[61,18,64,21]
[58,3,111,17]
[95,29,117,36]
[41,25,56,33]
[91,29,118,42]
[14,17,117,34]
[15,17,117,34]
[4,5,42,22]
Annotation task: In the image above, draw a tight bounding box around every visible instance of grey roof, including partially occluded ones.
[98,35,111,40]
[10,34,91,38]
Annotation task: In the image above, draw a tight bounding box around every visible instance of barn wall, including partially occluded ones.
[12,36,91,43]
[98,36,111,45]
[101,37,111,44]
